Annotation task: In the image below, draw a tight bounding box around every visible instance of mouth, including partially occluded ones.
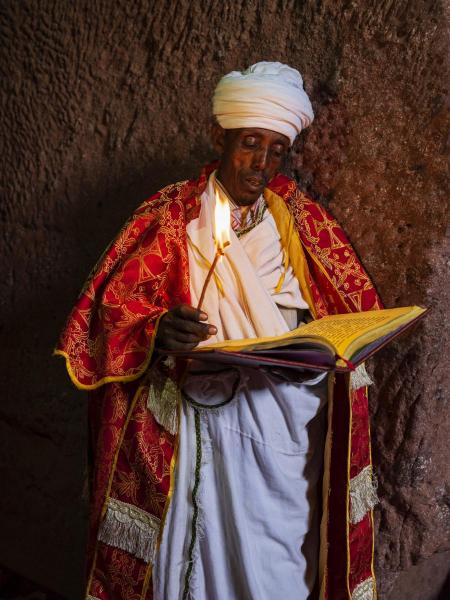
[245,176,266,190]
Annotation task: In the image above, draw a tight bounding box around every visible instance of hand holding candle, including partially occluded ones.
[196,187,231,311]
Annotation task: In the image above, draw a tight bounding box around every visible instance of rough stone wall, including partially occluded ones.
[0,1,448,598]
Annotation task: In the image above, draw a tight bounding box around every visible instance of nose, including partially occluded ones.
[252,145,269,171]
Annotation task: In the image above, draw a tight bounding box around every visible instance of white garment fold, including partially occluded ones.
[187,172,308,341]
[153,174,327,600]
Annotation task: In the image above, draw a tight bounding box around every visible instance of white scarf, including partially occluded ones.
[187,173,308,344]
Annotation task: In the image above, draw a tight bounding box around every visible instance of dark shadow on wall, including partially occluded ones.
[0,565,64,600]
[0,147,214,598]
[1,150,214,332]
[438,574,450,600]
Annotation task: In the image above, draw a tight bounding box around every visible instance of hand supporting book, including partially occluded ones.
[163,306,427,372]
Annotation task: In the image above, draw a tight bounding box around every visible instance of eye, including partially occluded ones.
[271,144,286,158]
[243,136,257,148]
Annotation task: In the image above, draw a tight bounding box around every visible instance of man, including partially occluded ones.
[57,62,381,599]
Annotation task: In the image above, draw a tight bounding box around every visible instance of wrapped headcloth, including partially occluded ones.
[213,61,314,144]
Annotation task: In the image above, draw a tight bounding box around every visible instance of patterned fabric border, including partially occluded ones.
[349,465,378,524]
[58,163,383,598]
[97,497,160,563]
[182,408,203,599]
[352,576,375,600]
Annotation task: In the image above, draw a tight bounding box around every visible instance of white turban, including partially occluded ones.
[213,61,314,145]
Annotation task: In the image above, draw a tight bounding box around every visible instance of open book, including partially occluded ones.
[169,306,427,372]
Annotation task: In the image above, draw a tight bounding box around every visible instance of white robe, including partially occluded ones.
[153,174,328,599]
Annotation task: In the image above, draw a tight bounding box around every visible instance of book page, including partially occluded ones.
[297,306,424,357]
[199,306,425,358]
[297,312,397,348]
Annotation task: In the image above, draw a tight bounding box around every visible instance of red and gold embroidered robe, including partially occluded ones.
[56,163,382,600]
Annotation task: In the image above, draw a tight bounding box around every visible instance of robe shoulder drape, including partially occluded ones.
[56,162,382,600]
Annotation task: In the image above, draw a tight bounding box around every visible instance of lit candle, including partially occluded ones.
[214,185,231,253]
[196,187,231,311]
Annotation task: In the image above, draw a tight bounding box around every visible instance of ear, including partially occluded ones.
[211,121,226,155]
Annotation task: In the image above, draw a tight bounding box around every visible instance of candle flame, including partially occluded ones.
[214,187,231,253]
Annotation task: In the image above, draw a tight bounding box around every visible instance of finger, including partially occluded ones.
[164,339,198,351]
[175,304,208,322]
[171,317,216,337]
[174,331,204,344]
[156,332,195,351]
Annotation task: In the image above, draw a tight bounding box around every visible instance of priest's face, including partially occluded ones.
[212,125,290,206]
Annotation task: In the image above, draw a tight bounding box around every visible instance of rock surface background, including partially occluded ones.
[0,1,448,598]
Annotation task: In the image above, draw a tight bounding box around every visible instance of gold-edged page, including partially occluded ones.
[197,331,330,353]
[197,306,425,358]
[196,334,311,353]
[294,306,425,359]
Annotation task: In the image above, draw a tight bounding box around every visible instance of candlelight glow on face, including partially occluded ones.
[214,188,231,254]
